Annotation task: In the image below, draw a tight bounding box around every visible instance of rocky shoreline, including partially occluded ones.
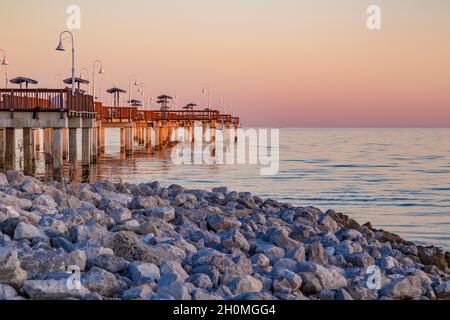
[0,170,449,300]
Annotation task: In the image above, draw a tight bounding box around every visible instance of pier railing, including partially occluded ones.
[0,89,94,115]
[96,105,221,122]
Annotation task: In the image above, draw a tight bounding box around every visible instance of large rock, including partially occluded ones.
[160,260,189,283]
[19,249,67,275]
[297,262,347,291]
[146,206,175,222]
[14,222,48,240]
[69,224,112,246]
[221,229,250,252]
[127,262,160,284]
[86,254,128,273]
[418,247,448,269]
[23,279,90,300]
[0,248,27,289]
[157,281,191,300]
[112,231,185,265]
[0,284,19,300]
[299,272,322,294]
[81,267,126,297]
[225,275,263,295]
[307,241,328,265]
[207,214,241,232]
[434,280,450,299]
[272,268,302,293]
[380,276,423,299]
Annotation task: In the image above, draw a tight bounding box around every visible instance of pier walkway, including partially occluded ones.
[0,88,240,181]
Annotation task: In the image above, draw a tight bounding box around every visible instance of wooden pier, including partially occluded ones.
[0,88,240,181]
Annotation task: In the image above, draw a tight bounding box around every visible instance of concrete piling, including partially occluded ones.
[51,128,63,181]
[69,128,78,181]
[5,128,16,171]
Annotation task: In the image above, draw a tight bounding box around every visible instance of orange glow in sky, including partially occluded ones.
[0,0,449,127]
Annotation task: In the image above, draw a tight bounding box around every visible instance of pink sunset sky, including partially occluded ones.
[0,0,449,127]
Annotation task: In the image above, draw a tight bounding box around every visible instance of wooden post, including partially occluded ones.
[35,128,40,152]
[82,128,91,182]
[139,127,145,145]
[44,128,53,164]
[69,128,78,181]
[23,128,36,176]
[125,127,133,156]
[191,122,195,143]
[0,129,5,171]
[146,127,152,149]
[210,121,217,142]
[91,127,98,164]
[99,128,106,153]
[120,128,126,153]
[62,128,69,160]
[202,122,207,142]
[52,128,63,181]
[5,128,15,171]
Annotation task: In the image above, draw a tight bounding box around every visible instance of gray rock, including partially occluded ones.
[0,173,8,186]
[297,261,347,290]
[221,228,250,252]
[157,281,191,300]
[224,275,263,295]
[66,250,87,271]
[207,214,241,232]
[160,260,189,283]
[0,248,27,289]
[434,280,450,299]
[335,288,354,300]
[0,283,19,300]
[272,268,302,293]
[14,222,48,240]
[81,267,126,297]
[299,272,322,294]
[87,254,128,273]
[127,262,160,284]
[380,276,423,299]
[110,207,132,224]
[307,241,328,265]
[23,279,90,300]
[129,196,159,210]
[146,206,175,222]
[251,253,271,267]
[187,273,213,290]
[121,285,154,300]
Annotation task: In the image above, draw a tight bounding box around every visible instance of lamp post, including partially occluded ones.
[202,84,210,109]
[92,60,104,101]
[137,83,145,109]
[129,74,139,107]
[0,49,9,89]
[56,31,75,95]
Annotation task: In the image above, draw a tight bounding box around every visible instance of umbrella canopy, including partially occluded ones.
[63,77,90,85]
[107,87,127,94]
[157,95,173,100]
[128,99,142,107]
[183,103,197,110]
[10,76,39,86]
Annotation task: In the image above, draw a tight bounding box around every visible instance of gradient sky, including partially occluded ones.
[0,0,449,127]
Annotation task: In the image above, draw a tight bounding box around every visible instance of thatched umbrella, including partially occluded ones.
[9,76,38,89]
[107,87,127,107]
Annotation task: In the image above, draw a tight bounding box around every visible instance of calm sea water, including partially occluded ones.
[28,128,450,250]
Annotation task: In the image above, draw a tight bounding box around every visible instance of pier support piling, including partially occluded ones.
[91,128,99,164]
[0,129,5,170]
[69,128,78,181]
[23,128,36,176]
[5,128,16,171]
[62,128,69,160]
[125,127,133,156]
[146,127,152,149]
[44,128,53,165]
[51,128,63,182]
[82,128,91,182]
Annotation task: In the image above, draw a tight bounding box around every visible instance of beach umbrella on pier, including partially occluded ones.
[127,99,142,107]
[107,87,127,107]
[183,103,197,110]
[63,77,89,91]
[9,76,38,89]
[157,95,173,110]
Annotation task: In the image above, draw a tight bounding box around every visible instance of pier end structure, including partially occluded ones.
[0,88,95,181]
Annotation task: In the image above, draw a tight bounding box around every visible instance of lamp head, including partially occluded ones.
[133,80,139,86]
[56,40,65,51]
[1,57,8,66]
[99,66,105,74]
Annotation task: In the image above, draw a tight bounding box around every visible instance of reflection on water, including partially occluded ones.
[16,128,450,250]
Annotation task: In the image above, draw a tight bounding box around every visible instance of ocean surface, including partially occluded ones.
[27,128,450,250]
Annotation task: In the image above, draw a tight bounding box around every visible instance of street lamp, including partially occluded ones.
[137,83,145,109]
[92,60,104,101]
[202,84,210,109]
[129,74,139,107]
[0,49,9,88]
[56,31,76,95]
